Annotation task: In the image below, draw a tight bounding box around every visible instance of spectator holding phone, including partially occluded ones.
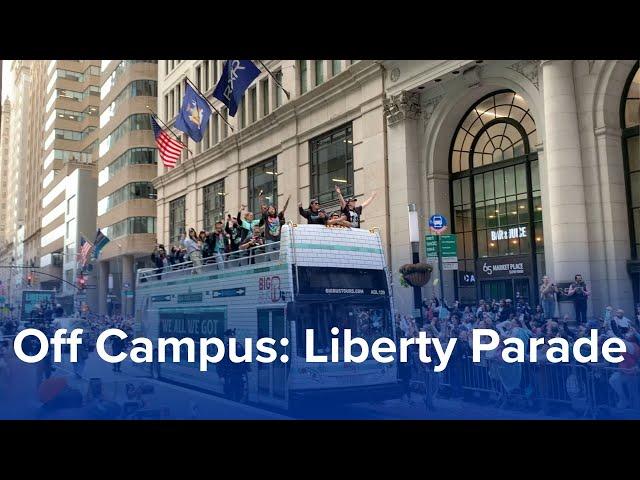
[568,274,589,324]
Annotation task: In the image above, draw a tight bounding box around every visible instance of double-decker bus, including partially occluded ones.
[135,224,400,411]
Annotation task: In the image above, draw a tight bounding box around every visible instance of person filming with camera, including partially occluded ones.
[567,274,590,324]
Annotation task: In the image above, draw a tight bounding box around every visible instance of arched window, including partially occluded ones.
[622,62,640,257]
[450,90,542,304]
[622,62,639,304]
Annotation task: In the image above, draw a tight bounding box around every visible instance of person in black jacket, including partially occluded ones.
[111,334,126,372]
[260,195,291,261]
[150,245,167,279]
[225,215,246,267]
[298,199,327,225]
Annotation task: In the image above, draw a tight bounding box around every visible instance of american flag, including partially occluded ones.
[151,115,184,168]
[79,237,93,267]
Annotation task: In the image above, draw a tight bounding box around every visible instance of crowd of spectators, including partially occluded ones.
[394,288,640,413]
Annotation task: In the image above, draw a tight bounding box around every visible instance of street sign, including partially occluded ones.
[211,287,246,298]
[439,234,458,263]
[428,214,448,234]
[124,290,134,298]
[425,235,438,263]
[442,262,458,271]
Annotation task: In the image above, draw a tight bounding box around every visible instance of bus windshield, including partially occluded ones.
[295,300,392,357]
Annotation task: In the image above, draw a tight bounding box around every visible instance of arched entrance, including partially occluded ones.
[622,62,640,304]
[449,90,543,304]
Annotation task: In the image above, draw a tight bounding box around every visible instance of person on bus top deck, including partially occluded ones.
[260,195,291,247]
[225,214,245,255]
[334,184,378,229]
[240,225,266,264]
[238,190,268,233]
[207,221,230,269]
[181,228,203,272]
[198,231,210,260]
[298,198,327,225]
[326,211,352,228]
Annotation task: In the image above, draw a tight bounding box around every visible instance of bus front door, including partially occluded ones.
[257,308,289,406]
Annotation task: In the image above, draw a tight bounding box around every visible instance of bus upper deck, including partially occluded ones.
[136,224,390,296]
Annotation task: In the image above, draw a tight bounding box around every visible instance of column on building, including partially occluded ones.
[122,254,134,316]
[541,60,592,314]
[384,91,424,315]
[98,260,109,315]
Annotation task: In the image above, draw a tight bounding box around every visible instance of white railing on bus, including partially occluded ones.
[137,241,282,284]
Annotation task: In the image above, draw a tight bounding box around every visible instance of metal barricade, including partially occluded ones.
[406,351,633,418]
[586,365,640,418]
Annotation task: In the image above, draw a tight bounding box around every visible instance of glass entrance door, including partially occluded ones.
[480,280,513,302]
[480,278,531,303]
[257,308,289,402]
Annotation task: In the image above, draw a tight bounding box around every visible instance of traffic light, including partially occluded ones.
[27,273,32,287]
[78,275,86,290]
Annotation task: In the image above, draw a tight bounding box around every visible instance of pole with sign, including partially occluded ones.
[428,214,449,301]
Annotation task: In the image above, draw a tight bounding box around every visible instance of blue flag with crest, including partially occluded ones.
[175,83,213,142]
[212,60,261,117]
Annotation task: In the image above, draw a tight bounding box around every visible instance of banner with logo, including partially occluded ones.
[476,255,531,280]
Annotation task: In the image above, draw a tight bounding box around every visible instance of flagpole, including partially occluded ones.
[145,106,193,155]
[183,76,234,133]
[256,60,290,100]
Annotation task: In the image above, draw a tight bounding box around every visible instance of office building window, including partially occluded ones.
[98,182,156,215]
[169,196,186,244]
[249,86,257,124]
[103,216,156,239]
[195,65,202,90]
[332,60,342,76]
[315,60,324,86]
[240,98,246,129]
[100,114,153,154]
[261,79,269,116]
[221,107,228,139]
[99,147,157,185]
[275,70,283,108]
[203,61,210,90]
[310,123,353,205]
[248,157,277,213]
[202,179,225,231]
[299,61,308,94]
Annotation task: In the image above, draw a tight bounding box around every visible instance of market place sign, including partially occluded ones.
[476,255,531,280]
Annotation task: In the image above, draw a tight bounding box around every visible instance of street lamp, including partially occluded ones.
[408,203,424,326]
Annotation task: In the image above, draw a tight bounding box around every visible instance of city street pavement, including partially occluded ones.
[0,352,289,420]
[0,352,581,420]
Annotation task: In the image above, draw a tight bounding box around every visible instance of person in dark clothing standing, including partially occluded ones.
[568,274,589,324]
[225,215,245,266]
[217,329,250,402]
[335,185,377,228]
[111,334,126,372]
[150,245,167,279]
[298,199,327,225]
[260,195,291,261]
